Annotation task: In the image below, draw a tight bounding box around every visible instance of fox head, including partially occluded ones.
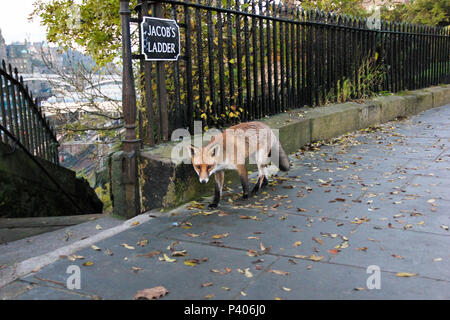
[187,143,220,184]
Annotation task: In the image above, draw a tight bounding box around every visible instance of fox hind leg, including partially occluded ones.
[251,163,268,195]
[236,164,249,200]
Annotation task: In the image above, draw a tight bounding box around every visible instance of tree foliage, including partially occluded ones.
[380,0,450,27]
[31,0,134,67]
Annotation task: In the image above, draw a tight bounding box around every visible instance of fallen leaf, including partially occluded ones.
[159,253,176,263]
[433,257,442,262]
[134,286,168,300]
[328,249,339,255]
[282,286,291,292]
[131,221,140,226]
[268,269,290,276]
[204,293,215,299]
[309,254,324,261]
[293,241,302,247]
[137,239,148,247]
[185,232,200,238]
[312,237,323,245]
[396,272,418,277]
[441,225,449,231]
[392,254,404,259]
[121,243,135,250]
[136,250,161,258]
[211,233,230,239]
[201,282,213,288]
[91,245,101,251]
[184,259,199,266]
[95,224,102,230]
[171,250,187,257]
[82,261,94,267]
[131,266,144,272]
[297,208,307,212]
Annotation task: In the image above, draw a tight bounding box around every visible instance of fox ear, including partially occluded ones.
[208,143,221,158]
[186,144,199,158]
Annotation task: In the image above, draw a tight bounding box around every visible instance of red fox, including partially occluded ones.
[187,121,290,208]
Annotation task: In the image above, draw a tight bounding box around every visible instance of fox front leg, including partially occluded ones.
[237,164,249,200]
[209,171,224,209]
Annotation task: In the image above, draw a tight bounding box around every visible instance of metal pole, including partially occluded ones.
[120,0,140,153]
[119,0,141,217]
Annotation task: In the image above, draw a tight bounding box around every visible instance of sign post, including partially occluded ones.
[141,16,181,61]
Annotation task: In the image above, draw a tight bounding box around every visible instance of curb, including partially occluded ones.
[0,212,154,288]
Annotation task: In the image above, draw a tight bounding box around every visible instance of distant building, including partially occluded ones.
[361,0,411,10]
[6,41,33,73]
[0,29,7,63]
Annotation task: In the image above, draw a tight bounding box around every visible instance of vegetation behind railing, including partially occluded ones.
[0,60,59,164]
[131,0,450,146]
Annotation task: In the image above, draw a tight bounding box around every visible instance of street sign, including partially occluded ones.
[140,16,180,61]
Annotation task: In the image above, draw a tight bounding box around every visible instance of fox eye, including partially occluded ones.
[195,165,201,171]
[207,165,213,171]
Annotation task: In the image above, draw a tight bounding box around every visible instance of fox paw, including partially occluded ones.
[208,202,219,209]
[240,194,249,201]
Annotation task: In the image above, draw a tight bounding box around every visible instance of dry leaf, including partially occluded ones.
[159,253,176,263]
[134,286,168,300]
[211,233,230,239]
[268,269,290,276]
[171,250,187,257]
[312,237,323,245]
[396,272,418,277]
[184,259,199,266]
[91,245,101,251]
[137,239,149,247]
[185,232,200,238]
[136,250,160,258]
[82,261,94,267]
[131,266,144,272]
[121,243,135,250]
[201,282,213,288]
[293,241,302,247]
[309,254,324,261]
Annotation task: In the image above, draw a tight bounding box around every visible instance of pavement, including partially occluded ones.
[1,104,449,300]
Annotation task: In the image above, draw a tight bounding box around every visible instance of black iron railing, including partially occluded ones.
[128,0,450,145]
[0,60,59,164]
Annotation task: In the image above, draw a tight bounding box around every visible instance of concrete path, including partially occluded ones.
[1,104,449,300]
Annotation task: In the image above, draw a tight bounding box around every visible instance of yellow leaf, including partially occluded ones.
[83,261,94,266]
[91,245,101,251]
[184,260,197,267]
[294,241,302,247]
[121,243,135,250]
[396,272,418,277]
[160,253,176,263]
[309,254,324,261]
[211,233,230,239]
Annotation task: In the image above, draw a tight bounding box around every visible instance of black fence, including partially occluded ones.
[0,60,59,164]
[130,0,450,146]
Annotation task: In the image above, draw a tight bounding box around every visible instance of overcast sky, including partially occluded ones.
[0,0,47,43]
